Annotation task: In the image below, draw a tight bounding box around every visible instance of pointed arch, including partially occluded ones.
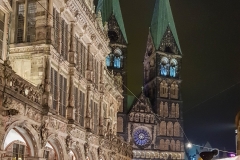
[174,122,180,137]
[160,121,166,136]
[167,122,173,136]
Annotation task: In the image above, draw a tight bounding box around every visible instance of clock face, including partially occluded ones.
[133,128,151,148]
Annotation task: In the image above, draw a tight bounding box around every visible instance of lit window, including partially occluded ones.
[12,143,25,160]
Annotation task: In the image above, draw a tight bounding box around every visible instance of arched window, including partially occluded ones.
[106,55,110,66]
[167,122,173,136]
[160,121,166,135]
[160,139,165,150]
[160,57,169,76]
[176,140,180,151]
[160,80,168,98]
[170,59,177,77]
[170,140,176,151]
[176,103,179,118]
[164,102,168,117]
[165,139,170,150]
[113,48,123,69]
[170,82,178,99]
[171,103,176,118]
[174,122,180,137]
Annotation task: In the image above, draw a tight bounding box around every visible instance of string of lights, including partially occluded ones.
[37,0,237,155]
[184,80,240,113]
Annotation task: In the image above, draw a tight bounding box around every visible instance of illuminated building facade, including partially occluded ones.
[0,0,132,159]
[125,0,185,159]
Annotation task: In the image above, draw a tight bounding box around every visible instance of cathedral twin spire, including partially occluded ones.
[150,0,181,54]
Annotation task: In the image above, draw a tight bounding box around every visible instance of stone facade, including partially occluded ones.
[0,0,132,159]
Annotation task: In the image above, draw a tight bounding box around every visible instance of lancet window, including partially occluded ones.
[170,103,176,118]
[53,8,60,51]
[61,19,68,60]
[160,139,164,150]
[165,139,170,150]
[160,80,168,98]
[160,57,169,76]
[113,48,123,68]
[76,40,86,77]
[74,87,85,127]
[176,103,179,118]
[59,75,67,116]
[93,102,99,134]
[170,82,178,99]
[159,102,164,117]
[170,59,178,77]
[0,10,4,58]
[176,140,180,151]
[163,102,168,117]
[170,140,176,151]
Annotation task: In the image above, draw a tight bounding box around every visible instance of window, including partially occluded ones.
[61,19,68,60]
[74,87,79,122]
[51,68,58,110]
[53,8,60,52]
[160,57,169,76]
[76,40,86,77]
[0,10,5,58]
[43,150,49,160]
[106,55,110,66]
[16,1,36,43]
[113,48,123,68]
[170,59,177,77]
[59,75,67,117]
[93,102,98,134]
[12,143,25,160]
[94,59,99,88]
[79,91,85,126]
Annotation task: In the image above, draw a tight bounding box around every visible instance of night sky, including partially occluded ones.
[95,0,240,153]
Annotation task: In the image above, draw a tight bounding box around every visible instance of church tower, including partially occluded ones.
[127,0,185,159]
[96,0,128,139]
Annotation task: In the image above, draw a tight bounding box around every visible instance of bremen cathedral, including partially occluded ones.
[0,0,185,159]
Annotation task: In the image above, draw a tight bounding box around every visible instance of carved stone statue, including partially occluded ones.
[114,73,122,87]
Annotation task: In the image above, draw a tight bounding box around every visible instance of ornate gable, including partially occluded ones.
[159,26,181,55]
[128,92,156,124]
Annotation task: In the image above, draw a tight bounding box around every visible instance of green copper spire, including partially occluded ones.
[150,0,181,53]
[96,0,128,43]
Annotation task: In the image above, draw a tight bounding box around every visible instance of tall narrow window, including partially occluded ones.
[93,102,99,134]
[61,19,68,60]
[94,60,99,88]
[51,68,58,110]
[106,55,110,66]
[26,1,36,42]
[12,143,25,160]
[59,75,67,117]
[0,10,5,58]
[53,8,60,52]
[74,87,79,122]
[81,43,86,77]
[17,3,25,43]
[79,91,85,126]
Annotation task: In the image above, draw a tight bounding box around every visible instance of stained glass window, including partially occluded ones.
[133,128,151,148]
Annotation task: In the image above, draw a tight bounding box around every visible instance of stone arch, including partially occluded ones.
[2,120,40,158]
[165,139,170,150]
[159,101,164,116]
[176,140,180,151]
[170,140,176,151]
[164,102,168,117]
[71,144,84,160]
[45,134,67,160]
[171,103,176,118]
[160,139,164,150]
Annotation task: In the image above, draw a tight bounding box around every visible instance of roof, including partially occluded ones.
[96,0,128,43]
[150,0,181,53]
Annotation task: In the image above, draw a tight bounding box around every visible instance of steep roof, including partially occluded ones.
[150,0,181,53]
[96,0,128,43]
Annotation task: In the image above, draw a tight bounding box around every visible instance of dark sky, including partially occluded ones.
[95,0,240,153]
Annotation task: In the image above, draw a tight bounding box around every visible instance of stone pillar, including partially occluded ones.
[35,0,49,42]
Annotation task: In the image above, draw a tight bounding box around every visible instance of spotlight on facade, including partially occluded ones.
[187,142,192,148]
